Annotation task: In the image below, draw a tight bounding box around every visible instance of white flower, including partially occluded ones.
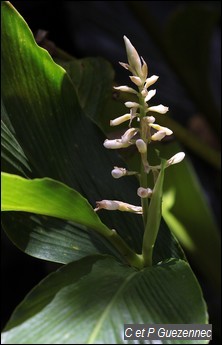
[137,187,153,198]
[113,85,137,94]
[144,75,159,89]
[149,123,173,136]
[94,199,142,214]
[151,130,166,141]
[167,152,185,166]
[110,114,131,126]
[136,139,147,153]
[129,76,143,86]
[145,116,155,124]
[148,105,169,114]
[111,167,127,179]
[103,139,132,149]
[145,89,156,102]
[121,128,138,143]
[125,101,140,109]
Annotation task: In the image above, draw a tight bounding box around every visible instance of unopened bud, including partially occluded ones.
[129,76,143,86]
[103,139,131,149]
[150,124,173,136]
[110,114,131,126]
[144,75,159,89]
[123,36,142,77]
[111,167,126,179]
[121,128,138,143]
[136,139,147,153]
[148,105,169,114]
[137,187,153,198]
[113,85,137,94]
[125,101,140,109]
[151,130,166,141]
[167,152,185,166]
[145,89,156,102]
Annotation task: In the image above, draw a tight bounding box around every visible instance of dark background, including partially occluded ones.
[1,1,221,343]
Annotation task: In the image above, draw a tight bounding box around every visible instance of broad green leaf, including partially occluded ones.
[2,212,124,264]
[1,2,184,263]
[2,172,109,234]
[2,256,208,344]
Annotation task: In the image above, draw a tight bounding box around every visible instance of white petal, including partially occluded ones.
[121,128,138,143]
[113,85,137,94]
[151,130,166,141]
[103,139,131,149]
[150,123,173,135]
[167,152,185,166]
[110,114,131,126]
[144,75,159,88]
[119,62,131,71]
[148,104,169,114]
[145,89,156,102]
[129,76,143,86]
[125,101,140,108]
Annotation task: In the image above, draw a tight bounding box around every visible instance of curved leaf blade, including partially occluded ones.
[2,256,208,344]
[1,172,110,235]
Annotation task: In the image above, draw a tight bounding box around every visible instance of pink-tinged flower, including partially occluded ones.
[137,187,153,198]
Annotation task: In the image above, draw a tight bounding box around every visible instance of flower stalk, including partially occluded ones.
[95,36,185,268]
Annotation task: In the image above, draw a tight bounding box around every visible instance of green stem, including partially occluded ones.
[108,230,144,269]
[142,161,166,267]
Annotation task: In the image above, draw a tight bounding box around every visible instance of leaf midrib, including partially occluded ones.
[86,269,137,344]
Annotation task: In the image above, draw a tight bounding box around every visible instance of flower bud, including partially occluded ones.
[151,130,166,141]
[148,105,169,114]
[144,75,159,89]
[110,114,131,126]
[150,124,173,136]
[103,139,131,149]
[137,187,153,198]
[121,128,138,143]
[94,200,119,211]
[136,139,147,153]
[94,199,142,214]
[111,167,126,179]
[123,36,142,77]
[129,76,143,86]
[125,101,140,109]
[145,89,156,102]
[167,152,185,166]
[113,85,137,94]
[141,57,148,80]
